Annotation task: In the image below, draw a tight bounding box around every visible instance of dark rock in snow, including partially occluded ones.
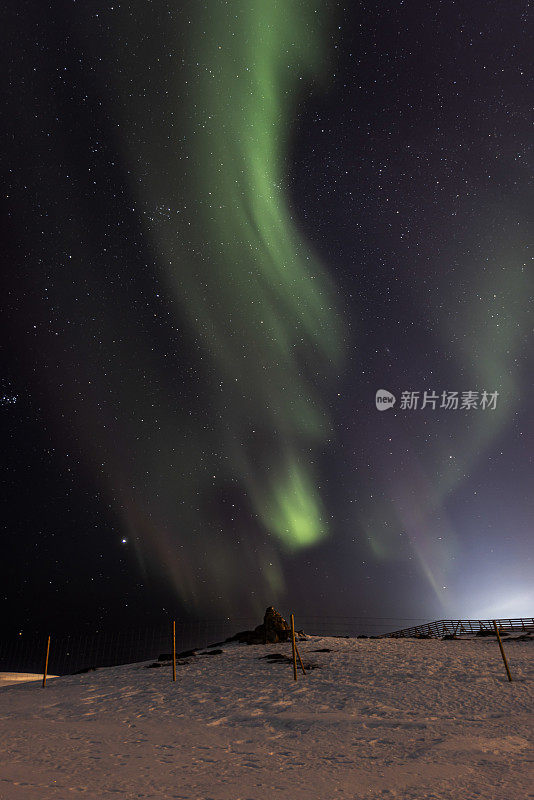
[226,606,304,645]
[176,649,198,659]
[225,629,260,645]
[260,652,293,663]
[158,649,197,660]
[259,651,320,670]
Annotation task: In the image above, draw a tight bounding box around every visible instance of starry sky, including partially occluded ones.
[3,0,533,633]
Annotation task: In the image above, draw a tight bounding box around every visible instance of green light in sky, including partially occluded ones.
[251,458,327,551]
[101,0,343,608]
[170,0,343,551]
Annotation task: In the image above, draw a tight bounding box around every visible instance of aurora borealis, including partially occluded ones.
[141,0,345,554]
[3,1,533,632]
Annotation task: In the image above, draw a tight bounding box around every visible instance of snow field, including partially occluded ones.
[0,636,532,800]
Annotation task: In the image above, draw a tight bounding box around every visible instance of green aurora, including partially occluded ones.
[174,0,345,550]
[100,0,345,604]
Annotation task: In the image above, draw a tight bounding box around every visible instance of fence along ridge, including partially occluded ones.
[381,617,534,638]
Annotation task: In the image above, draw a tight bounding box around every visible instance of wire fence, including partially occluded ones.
[0,615,430,676]
[381,617,534,639]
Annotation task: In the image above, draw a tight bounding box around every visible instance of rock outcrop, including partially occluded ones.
[227,606,304,645]
[262,606,291,643]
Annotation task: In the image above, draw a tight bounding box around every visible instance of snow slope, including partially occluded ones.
[0,636,533,800]
[0,674,58,689]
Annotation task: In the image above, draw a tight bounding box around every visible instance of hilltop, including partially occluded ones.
[0,636,533,799]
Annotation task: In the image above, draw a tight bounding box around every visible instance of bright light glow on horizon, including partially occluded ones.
[459,589,534,621]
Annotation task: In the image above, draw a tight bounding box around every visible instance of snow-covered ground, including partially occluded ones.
[0,674,58,689]
[0,636,532,800]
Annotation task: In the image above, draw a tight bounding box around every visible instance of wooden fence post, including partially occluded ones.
[172,620,176,682]
[290,614,297,682]
[295,642,306,675]
[493,620,512,682]
[42,635,50,688]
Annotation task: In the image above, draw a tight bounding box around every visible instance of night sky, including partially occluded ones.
[3,1,533,634]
